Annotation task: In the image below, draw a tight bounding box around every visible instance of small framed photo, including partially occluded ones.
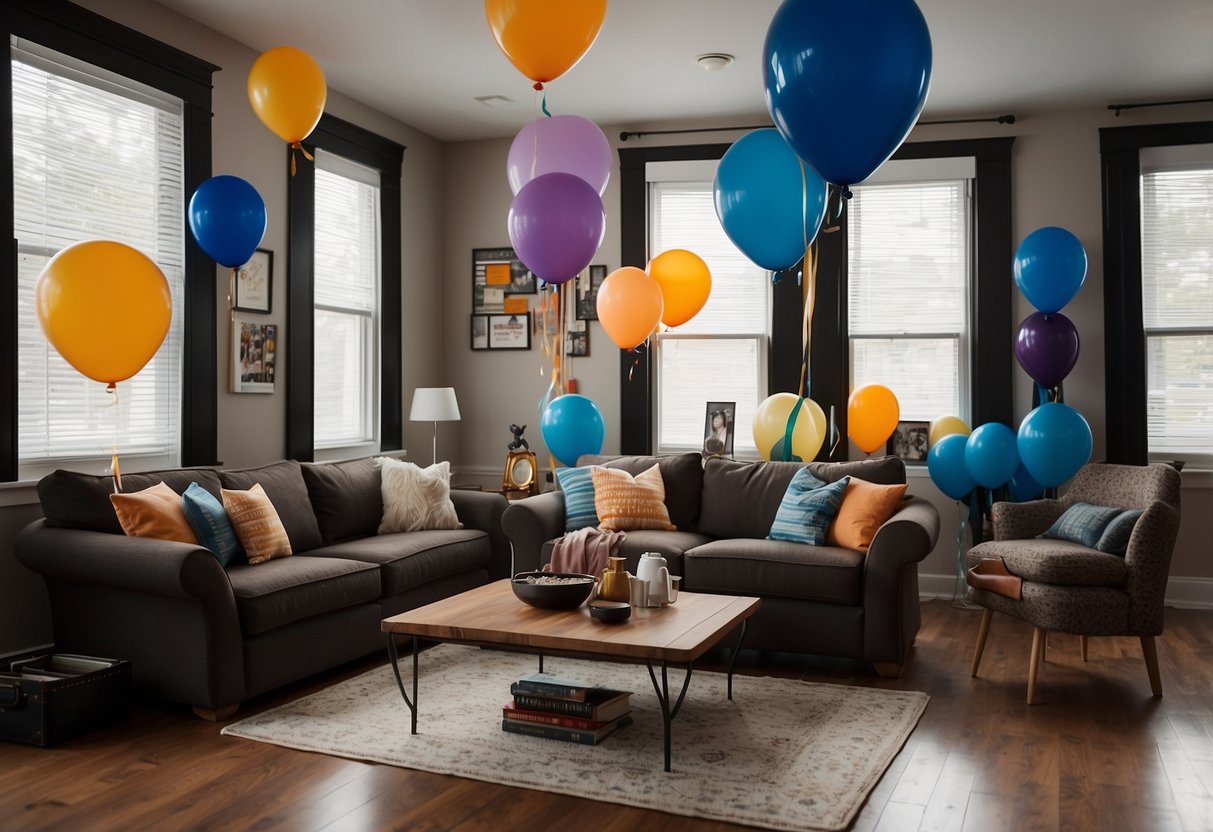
[473,247,534,313]
[231,316,277,393]
[576,264,607,321]
[888,421,929,462]
[703,401,735,458]
[234,249,272,314]
[470,314,489,351]
[488,313,531,350]
[566,319,589,356]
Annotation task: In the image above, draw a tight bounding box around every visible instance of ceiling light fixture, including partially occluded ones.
[696,53,735,72]
[474,95,513,108]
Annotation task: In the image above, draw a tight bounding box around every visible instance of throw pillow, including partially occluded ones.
[556,466,600,532]
[181,482,243,567]
[377,457,460,534]
[1040,502,1123,549]
[221,483,292,565]
[109,481,199,545]
[1094,508,1143,556]
[827,479,909,551]
[591,463,676,532]
[767,471,850,546]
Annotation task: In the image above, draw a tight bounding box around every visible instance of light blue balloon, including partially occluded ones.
[540,394,605,467]
[964,422,1019,489]
[1007,463,1043,502]
[713,129,828,272]
[1013,227,1087,314]
[928,433,975,500]
[1017,403,1092,487]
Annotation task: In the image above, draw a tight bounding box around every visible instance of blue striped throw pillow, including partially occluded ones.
[556,466,599,532]
[1040,502,1121,549]
[1094,509,1142,556]
[181,481,243,566]
[768,471,850,545]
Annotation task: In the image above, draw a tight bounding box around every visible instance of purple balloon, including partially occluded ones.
[507,115,611,196]
[508,172,605,285]
[1015,312,1080,388]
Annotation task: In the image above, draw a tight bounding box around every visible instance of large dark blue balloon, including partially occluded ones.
[928,433,975,500]
[1017,403,1092,487]
[1007,463,1043,502]
[189,175,267,269]
[1013,227,1087,313]
[541,394,605,467]
[713,129,828,272]
[762,0,932,188]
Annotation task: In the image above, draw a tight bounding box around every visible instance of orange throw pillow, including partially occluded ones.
[110,481,199,544]
[827,479,908,551]
[222,483,292,565]
[591,464,676,532]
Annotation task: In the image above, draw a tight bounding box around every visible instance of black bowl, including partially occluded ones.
[589,600,631,624]
[511,572,596,610]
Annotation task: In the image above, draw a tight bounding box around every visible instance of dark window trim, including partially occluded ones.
[1099,120,1213,464]
[1,0,218,480]
[287,114,404,462]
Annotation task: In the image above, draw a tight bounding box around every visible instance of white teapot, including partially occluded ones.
[636,552,672,606]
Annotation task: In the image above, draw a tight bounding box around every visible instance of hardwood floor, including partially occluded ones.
[2,600,1211,831]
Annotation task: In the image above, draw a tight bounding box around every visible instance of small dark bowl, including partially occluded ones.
[511,572,596,610]
[589,600,632,624]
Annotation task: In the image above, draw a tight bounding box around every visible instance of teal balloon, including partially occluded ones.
[713,129,828,272]
[1017,403,1092,487]
[540,394,604,467]
[1013,227,1087,313]
[964,422,1019,489]
[928,433,975,500]
[1007,463,1043,502]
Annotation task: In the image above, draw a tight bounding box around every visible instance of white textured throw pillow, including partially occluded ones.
[376,458,461,534]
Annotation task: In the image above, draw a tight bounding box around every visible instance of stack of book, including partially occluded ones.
[502,672,632,745]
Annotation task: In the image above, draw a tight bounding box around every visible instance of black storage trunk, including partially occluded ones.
[0,654,131,747]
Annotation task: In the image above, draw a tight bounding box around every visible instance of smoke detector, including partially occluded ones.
[696,53,735,72]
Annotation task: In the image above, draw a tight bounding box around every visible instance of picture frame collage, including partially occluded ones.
[231,249,277,394]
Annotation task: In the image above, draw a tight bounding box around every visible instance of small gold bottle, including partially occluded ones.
[598,556,630,602]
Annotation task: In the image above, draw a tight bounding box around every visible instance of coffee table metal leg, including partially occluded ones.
[647,661,693,772]
[727,619,749,701]
[386,634,420,734]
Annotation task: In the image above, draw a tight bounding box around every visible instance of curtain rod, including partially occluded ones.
[618,114,1015,142]
[1108,97,1213,116]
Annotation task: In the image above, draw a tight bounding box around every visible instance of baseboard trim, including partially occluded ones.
[918,572,1213,610]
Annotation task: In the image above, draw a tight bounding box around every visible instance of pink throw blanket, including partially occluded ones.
[544,527,625,577]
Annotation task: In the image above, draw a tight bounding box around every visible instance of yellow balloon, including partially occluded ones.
[35,241,172,384]
[847,384,900,454]
[247,47,327,144]
[752,394,826,462]
[485,0,607,85]
[648,249,712,328]
[928,415,971,448]
[596,267,663,350]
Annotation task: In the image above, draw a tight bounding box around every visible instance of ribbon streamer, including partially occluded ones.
[778,162,821,462]
[288,141,314,177]
[106,383,123,494]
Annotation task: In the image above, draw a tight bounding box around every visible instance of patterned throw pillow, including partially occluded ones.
[181,482,243,566]
[827,479,908,551]
[591,464,676,532]
[1094,509,1143,556]
[556,466,600,532]
[110,481,199,545]
[768,471,850,546]
[1040,502,1122,549]
[221,483,293,565]
[377,457,460,534]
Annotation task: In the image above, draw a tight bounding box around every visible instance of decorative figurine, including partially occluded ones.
[508,424,529,451]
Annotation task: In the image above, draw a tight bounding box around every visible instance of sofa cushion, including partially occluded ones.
[110,481,199,545]
[827,479,909,551]
[577,453,702,532]
[301,457,383,544]
[223,483,293,565]
[966,539,1129,587]
[308,529,491,596]
[219,461,323,554]
[768,473,849,545]
[38,467,222,535]
[809,456,906,486]
[227,555,380,636]
[684,539,864,605]
[591,464,676,531]
[181,482,243,566]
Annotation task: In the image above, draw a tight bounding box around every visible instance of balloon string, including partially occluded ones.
[106,382,122,493]
[953,499,969,602]
[828,404,841,458]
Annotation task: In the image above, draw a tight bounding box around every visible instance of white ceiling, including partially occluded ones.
[155,0,1213,142]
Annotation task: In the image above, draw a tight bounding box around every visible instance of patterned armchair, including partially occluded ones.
[966,463,1182,703]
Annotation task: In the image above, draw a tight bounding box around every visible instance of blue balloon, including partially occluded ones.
[189,175,267,268]
[964,422,1019,489]
[1007,463,1043,502]
[762,0,932,188]
[928,433,975,500]
[540,394,605,467]
[713,129,828,272]
[1017,403,1092,488]
[1013,227,1087,314]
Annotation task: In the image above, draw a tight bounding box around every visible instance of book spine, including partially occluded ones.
[501,719,598,745]
[511,693,596,718]
[503,709,606,731]
[509,681,588,701]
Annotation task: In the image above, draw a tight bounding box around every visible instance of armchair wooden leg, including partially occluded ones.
[1027,627,1046,705]
[971,608,993,677]
[193,704,239,721]
[872,662,904,678]
[1140,636,1163,698]
[1080,635,1088,662]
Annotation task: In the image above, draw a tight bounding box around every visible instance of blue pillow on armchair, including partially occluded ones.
[1039,502,1122,549]
[768,471,850,546]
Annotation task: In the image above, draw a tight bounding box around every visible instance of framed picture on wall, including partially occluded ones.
[231,316,277,393]
[566,319,589,356]
[888,421,929,463]
[488,313,531,350]
[470,314,490,350]
[473,248,534,315]
[576,264,606,320]
[234,248,272,313]
[703,401,735,458]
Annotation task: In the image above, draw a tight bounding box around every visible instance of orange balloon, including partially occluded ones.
[596,267,663,350]
[35,241,172,384]
[484,0,607,85]
[847,384,901,454]
[248,47,327,143]
[648,249,712,328]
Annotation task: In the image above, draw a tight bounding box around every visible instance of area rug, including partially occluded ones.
[222,645,928,831]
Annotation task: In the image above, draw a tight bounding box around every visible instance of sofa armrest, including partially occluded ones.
[449,490,511,579]
[501,491,566,574]
[991,498,1064,540]
[862,496,940,664]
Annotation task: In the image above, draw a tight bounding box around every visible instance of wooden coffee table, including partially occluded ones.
[381,580,761,771]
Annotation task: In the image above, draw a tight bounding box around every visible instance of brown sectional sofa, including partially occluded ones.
[502,453,941,674]
[15,457,509,718]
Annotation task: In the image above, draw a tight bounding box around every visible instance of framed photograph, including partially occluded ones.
[470,314,490,351]
[231,316,277,393]
[473,248,534,314]
[488,313,531,350]
[566,319,589,356]
[576,264,607,321]
[888,420,929,462]
[234,248,272,314]
[703,401,735,458]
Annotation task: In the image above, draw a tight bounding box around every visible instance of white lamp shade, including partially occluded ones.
[410,387,461,422]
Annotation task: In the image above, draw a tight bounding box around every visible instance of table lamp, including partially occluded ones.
[409,387,461,465]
